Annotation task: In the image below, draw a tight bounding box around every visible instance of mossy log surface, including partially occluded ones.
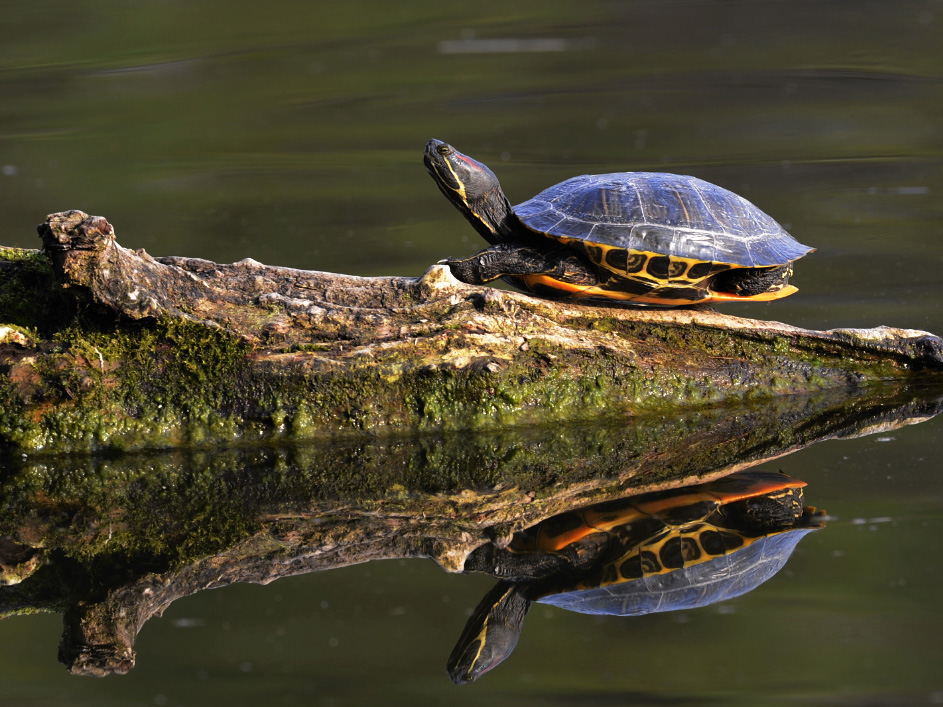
[1,209,942,454]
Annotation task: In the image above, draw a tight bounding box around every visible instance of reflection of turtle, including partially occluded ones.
[424,139,813,305]
[448,471,824,684]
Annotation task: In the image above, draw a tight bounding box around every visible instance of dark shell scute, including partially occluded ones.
[604,248,628,272]
[646,255,671,279]
[686,261,714,280]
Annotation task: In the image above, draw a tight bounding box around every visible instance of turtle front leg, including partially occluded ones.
[441,243,598,286]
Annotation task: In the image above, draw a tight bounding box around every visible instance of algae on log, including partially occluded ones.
[1,209,942,454]
[1,382,939,675]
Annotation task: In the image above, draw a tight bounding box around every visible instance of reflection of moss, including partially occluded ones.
[1,449,313,585]
[0,403,797,573]
[0,380,934,602]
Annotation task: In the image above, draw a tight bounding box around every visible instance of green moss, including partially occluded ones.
[0,248,62,333]
[0,247,40,264]
[0,379,30,449]
[0,313,917,454]
[772,336,792,355]
[0,311,256,453]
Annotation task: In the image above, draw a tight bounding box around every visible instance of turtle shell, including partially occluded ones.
[511,470,824,615]
[537,528,817,616]
[513,173,812,283]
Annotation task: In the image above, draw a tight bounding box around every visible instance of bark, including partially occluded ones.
[1,210,941,454]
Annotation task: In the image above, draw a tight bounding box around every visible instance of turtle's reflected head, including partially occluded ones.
[446,581,530,684]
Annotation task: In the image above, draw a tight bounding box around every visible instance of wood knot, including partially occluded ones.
[37,210,114,253]
[417,263,464,299]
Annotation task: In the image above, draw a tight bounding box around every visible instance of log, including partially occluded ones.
[0,209,941,455]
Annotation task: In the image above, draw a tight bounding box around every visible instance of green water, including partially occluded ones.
[2,0,943,704]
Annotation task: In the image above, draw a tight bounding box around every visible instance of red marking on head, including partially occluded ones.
[455,153,481,169]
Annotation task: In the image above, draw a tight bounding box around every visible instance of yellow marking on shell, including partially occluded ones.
[572,528,691,589]
[574,524,737,590]
[539,476,811,552]
[551,234,798,290]
[520,236,801,303]
[518,275,703,304]
[706,284,798,302]
[519,274,800,305]
[664,256,710,284]
[535,476,812,589]
[556,239,710,285]
[535,507,649,552]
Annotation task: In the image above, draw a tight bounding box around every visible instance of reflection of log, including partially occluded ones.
[1,383,940,675]
[57,514,433,676]
[0,210,941,453]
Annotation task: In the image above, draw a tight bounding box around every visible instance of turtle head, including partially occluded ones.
[424,139,515,245]
[447,581,530,684]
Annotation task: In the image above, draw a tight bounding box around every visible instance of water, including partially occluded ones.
[2,1,943,704]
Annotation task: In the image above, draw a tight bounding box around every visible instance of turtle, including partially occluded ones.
[447,470,825,684]
[424,139,814,305]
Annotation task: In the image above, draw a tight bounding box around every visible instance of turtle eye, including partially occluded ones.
[436,144,452,155]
